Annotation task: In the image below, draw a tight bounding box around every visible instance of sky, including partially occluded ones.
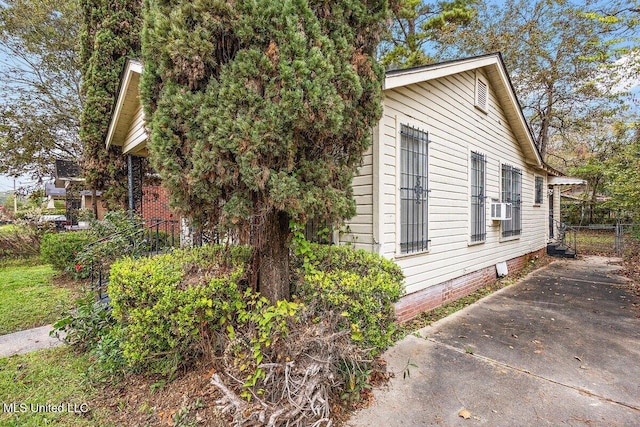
[0,174,40,195]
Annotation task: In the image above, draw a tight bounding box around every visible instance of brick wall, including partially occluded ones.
[140,185,176,223]
[395,248,546,323]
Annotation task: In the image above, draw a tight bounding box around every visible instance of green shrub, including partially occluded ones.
[293,243,404,356]
[40,231,92,274]
[75,211,145,271]
[108,245,251,375]
[226,291,303,400]
[52,294,115,352]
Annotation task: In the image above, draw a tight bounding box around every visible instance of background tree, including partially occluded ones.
[80,0,142,210]
[602,122,640,222]
[141,0,395,302]
[0,0,81,179]
[380,0,478,69]
[437,0,632,158]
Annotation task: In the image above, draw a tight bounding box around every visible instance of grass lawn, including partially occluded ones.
[0,347,111,426]
[0,260,75,335]
[574,229,617,255]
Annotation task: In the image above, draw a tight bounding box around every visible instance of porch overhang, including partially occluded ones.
[548,176,586,186]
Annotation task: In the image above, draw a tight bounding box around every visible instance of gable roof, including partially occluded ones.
[106,54,544,169]
[385,53,543,168]
[54,159,81,179]
[105,58,144,152]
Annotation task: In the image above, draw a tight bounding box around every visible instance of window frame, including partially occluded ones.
[470,151,487,244]
[501,164,522,239]
[398,123,430,255]
[534,175,544,206]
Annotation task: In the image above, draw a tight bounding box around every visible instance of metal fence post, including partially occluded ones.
[615,222,622,255]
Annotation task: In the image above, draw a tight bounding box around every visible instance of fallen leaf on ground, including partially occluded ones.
[458,409,472,419]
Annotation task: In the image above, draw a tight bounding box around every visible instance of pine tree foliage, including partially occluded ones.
[141,0,395,301]
[380,0,478,69]
[80,0,142,207]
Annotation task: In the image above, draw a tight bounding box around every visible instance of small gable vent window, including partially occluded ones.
[475,74,488,113]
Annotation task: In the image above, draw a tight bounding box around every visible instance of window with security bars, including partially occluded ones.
[470,152,487,242]
[534,176,544,205]
[400,124,429,253]
[501,164,522,237]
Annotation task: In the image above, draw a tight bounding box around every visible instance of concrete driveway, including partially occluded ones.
[348,256,640,426]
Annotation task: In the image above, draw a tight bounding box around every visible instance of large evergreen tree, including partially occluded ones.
[141,0,395,302]
[80,0,142,209]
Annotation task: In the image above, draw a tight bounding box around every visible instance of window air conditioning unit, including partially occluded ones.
[491,202,512,221]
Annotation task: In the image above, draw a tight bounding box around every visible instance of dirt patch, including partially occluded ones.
[89,357,390,426]
[91,359,229,427]
[53,273,90,293]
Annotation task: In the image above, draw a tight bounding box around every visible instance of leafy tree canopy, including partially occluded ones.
[435,0,638,158]
[0,0,82,180]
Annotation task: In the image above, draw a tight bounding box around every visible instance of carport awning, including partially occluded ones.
[548,176,586,186]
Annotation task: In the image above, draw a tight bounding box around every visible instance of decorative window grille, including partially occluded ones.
[501,164,522,237]
[303,218,333,244]
[400,124,429,254]
[535,176,544,205]
[470,152,487,242]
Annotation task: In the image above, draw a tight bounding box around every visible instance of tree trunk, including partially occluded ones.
[258,210,291,303]
[92,188,98,219]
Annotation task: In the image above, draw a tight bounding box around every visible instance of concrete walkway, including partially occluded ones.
[348,256,640,426]
[0,324,65,358]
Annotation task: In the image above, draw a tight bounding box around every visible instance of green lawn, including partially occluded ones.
[0,347,110,426]
[574,230,617,255]
[0,262,73,335]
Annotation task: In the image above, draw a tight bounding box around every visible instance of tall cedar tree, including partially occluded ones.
[141,0,395,302]
[80,0,142,210]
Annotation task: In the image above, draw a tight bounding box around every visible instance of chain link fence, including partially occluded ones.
[573,223,640,256]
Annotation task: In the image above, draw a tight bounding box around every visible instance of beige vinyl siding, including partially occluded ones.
[340,147,375,250]
[122,104,147,154]
[373,69,547,295]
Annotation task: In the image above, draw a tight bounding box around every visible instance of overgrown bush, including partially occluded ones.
[76,211,144,268]
[0,223,46,259]
[108,245,251,375]
[69,239,405,425]
[75,211,179,280]
[292,242,405,357]
[40,231,92,274]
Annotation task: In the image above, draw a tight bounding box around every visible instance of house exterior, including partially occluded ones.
[106,53,573,322]
[332,54,566,320]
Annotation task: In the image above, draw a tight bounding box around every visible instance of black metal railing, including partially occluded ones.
[86,219,180,301]
[552,218,577,257]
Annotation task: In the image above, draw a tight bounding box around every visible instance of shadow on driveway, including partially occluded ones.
[348,256,640,426]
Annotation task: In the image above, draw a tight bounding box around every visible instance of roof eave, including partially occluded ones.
[384,53,543,169]
[105,58,144,150]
